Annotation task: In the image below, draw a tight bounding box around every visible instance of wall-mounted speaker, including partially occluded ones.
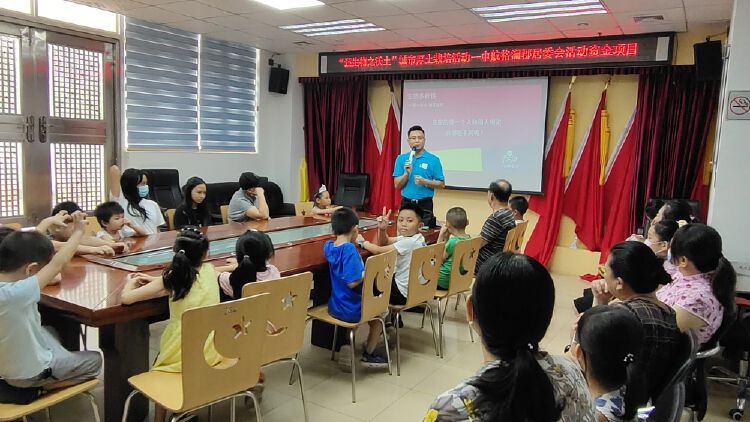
[269,66,290,94]
[694,40,723,82]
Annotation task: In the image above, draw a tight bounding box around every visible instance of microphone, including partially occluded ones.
[408,146,416,163]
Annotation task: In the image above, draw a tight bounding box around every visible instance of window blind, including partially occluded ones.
[200,38,257,152]
[124,19,199,151]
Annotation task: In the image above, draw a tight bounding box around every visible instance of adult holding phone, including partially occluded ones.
[392,125,445,228]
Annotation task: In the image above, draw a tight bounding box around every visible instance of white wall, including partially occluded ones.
[708,0,750,287]
[122,50,305,201]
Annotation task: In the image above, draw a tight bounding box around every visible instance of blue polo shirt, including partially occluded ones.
[393,150,445,200]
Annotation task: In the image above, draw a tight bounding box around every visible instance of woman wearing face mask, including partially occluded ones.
[109,165,165,235]
[645,220,679,259]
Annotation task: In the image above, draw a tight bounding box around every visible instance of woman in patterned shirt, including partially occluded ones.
[657,224,737,345]
[424,253,595,422]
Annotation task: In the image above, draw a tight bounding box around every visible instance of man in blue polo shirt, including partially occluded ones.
[393,125,445,227]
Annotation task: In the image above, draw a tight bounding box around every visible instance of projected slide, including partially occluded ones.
[401,78,548,193]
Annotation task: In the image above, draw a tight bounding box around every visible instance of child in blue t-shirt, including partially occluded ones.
[0,212,102,395]
[325,208,388,368]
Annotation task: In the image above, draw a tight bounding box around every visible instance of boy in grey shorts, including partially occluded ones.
[0,213,102,391]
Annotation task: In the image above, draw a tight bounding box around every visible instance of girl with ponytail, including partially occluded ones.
[120,226,221,371]
[572,306,645,422]
[657,223,737,345]
[217,229,279,301]
[425,253,595,422]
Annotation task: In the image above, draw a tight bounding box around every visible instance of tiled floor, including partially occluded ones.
[29,275,745,421]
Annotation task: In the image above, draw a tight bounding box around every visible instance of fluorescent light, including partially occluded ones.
[280,19,365,30]
[479,4,604,18]
[296,23,375,33]
[253,0,323,10]
[473,0,600,13]
[487,9,607,22]
[280,18,385,37]
[307,27,385,37]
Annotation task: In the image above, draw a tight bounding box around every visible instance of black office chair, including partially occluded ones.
[705,297,750,420]
[205,182,240,223]
[685,307,739,421]
[142,169,182,210]
[260,180,295,218]
[334,173,369,209]
[642,332,697,421]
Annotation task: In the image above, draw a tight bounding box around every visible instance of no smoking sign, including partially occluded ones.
[728,91,750,120]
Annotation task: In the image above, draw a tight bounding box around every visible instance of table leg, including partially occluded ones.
[99,320,150,422]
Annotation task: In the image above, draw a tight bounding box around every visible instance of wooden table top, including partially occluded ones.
[41,215,438,327]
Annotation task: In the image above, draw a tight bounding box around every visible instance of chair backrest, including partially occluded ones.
[179,293,270,412]
[260,180,285,217]
[241,272,313,365]
[503,225,520,252]
[646,332,696,421]
[513,221,529,251]
[334,173,369,209]
[220,205,229,224]
[165,209,176,231]
[295,202,314,217]
[360,250,397,322]
[143,169,182,209]
[85,216,102,237]
[446,237,483,296]
[403,243,444,308]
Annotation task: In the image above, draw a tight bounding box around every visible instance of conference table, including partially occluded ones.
[39,214,438,422]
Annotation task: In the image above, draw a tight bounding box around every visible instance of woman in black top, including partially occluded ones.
[173,177,211,229]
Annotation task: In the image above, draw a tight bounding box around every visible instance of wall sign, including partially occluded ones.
[319,33,673,75]
[727,91,750,120]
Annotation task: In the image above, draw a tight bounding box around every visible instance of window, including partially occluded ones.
[37,0,118,33]
[124,18,259,153]
[0,0,117,33]
[200,38,257,152]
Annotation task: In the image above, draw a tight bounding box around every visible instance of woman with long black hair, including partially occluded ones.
[425,253,595,422]
[109,165,165,235]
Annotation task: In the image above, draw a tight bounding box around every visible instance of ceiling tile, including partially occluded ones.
[619,21,687,34]
[685,5,731,23]
[158,1,229,18]
[491,19,559,35]
[459,33,513,44]
[545,13,620,31]
[441,23,502,38]
[134,0,177,4]
[612,8,685,27]
[377,39,422,49]
[390,0,463,14]
[124,6,189,23]
[509,31,566,41]
[562,27,623,38]
[168,19,224,33]
[289,5,356,22]
[367,14,432,30]
[419,9,485,26]
[248,25,311,42]
[418,37,465,47]
[243,10,311,26]
[73,0,146,12]
[205,15,258,30]
[601,0,683,13]
[333,42,383,51]
[196,0,268,14]
[332,1,406,18]
[394,26,452,40]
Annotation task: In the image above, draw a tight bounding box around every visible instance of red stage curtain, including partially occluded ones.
[632,67,720,228]
[302,79,368,198]
[365,89,402,213]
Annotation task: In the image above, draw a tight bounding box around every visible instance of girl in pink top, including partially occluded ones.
[656,224,737,345]
[217,229,280,301]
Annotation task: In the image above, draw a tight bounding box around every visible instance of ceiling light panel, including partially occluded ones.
[281,18,386,36]
[253,0,324,10]
[473,0,608,23]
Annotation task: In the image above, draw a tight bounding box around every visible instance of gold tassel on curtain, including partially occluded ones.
[299,158,309,201]
[599,108,610,185]
[563,109,576,177]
